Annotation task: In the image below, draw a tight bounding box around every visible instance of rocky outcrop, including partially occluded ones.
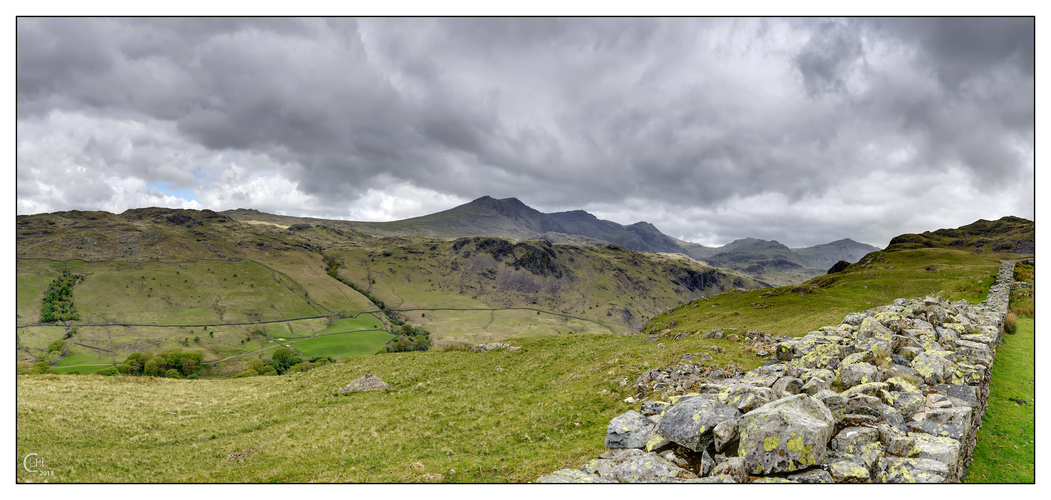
[537,260,1018,483]
[337,373,391,393]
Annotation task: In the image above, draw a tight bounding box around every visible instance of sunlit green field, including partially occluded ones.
[16,331,767,483]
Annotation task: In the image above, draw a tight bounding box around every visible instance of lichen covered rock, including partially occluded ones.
[655,397,741,452]
[738,394,835,474]
[337,373,391,393]
[536,469,614,483]
[604,410,656,449]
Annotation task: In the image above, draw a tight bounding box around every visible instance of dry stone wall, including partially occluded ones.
[538,260,1019,484]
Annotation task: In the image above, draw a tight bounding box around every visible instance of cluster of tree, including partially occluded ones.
[96,349,204,378]
[234,347,334,378]
[40,270,84,323]
[383,323,431,353]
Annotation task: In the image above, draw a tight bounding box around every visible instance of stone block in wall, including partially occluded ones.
[710,456,746,483]
[953,339,993,366]
[906,420,966,442]
[787,342,846,371]
[912,352,958,385]
[837,363,879,389]
[960,331,998,346]
[536,468,614,483]
[800,369,834,395]
[933,384,979,408]
[948,363,985,386]
[830,426,880,454]
[841,381,889,400]
[842,312,866,326]
[771,376,803,398]
[813,389,846,421]
[787,468,836,483]
[605,410,656,449]
[655,396,741,452]
[610,452,697,483]
[738,394,835,475]
[722,384,774,413]
[712,418,738,452]
[879,457,949,483]
[883,390,925,418]
[639,400,669,416]
[828,458,871,483]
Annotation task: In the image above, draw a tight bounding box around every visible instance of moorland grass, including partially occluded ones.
[643,248,1002,337]
[16,331,767,483]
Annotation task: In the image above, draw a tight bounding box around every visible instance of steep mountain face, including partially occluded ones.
[332,235,763,334]
[546,210,684,254]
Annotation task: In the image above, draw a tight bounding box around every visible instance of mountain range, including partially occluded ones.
[223,196,879,286]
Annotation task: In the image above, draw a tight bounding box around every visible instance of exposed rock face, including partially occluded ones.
[538,260,1020,483]
[337,373,391,393]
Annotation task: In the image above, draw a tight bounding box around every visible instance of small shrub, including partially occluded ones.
[95,366,119,376]
[233,370,257,378]
[1004,312,1018,334]
[165,369,182,379]
[187,374,199,380]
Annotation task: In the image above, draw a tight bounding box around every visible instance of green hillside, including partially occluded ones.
[16,207,762,374]
[641,216,1033,338]
[15,212,1035,483]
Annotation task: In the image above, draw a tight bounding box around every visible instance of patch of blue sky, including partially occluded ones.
[147,181,199,202]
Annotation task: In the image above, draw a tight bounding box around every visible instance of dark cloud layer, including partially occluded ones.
[16,17,1034,247]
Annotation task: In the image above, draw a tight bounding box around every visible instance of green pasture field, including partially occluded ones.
[314,315,385,336]
[398,308,612,345]
[644,248,1003,337]
[17,317,349,375]
[16,330,768,483]
[294,331,395,359]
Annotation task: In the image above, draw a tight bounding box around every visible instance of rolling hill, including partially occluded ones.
[16,205,764,375]
[222,196,879,286]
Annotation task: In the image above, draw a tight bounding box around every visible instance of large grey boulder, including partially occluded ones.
[738,394,836,474]
[655,397,741,452]
[337,373,391,393]
[605,410,655,449]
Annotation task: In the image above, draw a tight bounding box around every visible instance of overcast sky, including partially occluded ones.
[15,16,1035,248]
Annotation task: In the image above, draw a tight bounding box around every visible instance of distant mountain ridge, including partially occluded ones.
[222,196,880,286]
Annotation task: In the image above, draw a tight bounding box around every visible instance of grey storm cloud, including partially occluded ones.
[16,16,1034,248]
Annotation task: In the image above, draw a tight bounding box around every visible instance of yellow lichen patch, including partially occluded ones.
[763,435,780,451]
[786,435,804,452]
[645,434,665,452]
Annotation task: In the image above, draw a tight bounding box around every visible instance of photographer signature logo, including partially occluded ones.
[23,453,54,477]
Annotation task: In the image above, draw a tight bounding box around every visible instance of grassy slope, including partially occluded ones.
[330,237,762,341]
[642,248,1006,337]
[16,332,767,483]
